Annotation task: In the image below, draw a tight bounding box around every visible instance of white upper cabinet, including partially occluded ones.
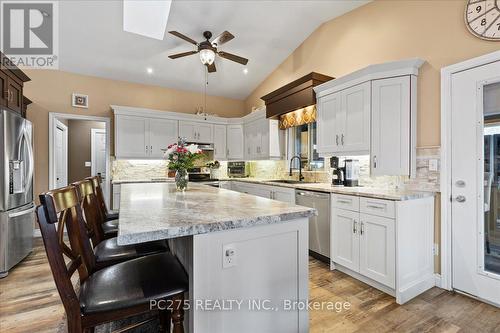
[317,82,370,155]
[179,121,213,143]
[115,115,148,158]
[115,115,178,159]
[371,76,413,176]
[340,82,371,154]
[314,59,423,177]
[317,91,341,154]
[148,119,178,158]
[213,124,227,160]
[244,116,284,160]
[227,125,244,160]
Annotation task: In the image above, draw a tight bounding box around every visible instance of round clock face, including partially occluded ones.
[465,0,500,40]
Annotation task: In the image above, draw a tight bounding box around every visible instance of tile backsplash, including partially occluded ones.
[112,146,440,192]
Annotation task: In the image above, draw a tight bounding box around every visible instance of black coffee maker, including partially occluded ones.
[330,156,344,186]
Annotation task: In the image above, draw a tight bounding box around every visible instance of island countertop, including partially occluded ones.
[117,182,316,246]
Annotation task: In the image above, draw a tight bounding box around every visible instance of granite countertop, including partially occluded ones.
[117,182,316,245]
[222,178,435,201]
[112,178,173,184]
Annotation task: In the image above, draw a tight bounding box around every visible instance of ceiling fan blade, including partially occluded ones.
[207,62,216,73]
[168,51,198,59]
[211,31,234,46]
[218,51,248,65]
[168,31,198,45]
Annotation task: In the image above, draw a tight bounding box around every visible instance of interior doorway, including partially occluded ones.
[442,51,500,307]
[53,119,68,188]
[49,113,111,207]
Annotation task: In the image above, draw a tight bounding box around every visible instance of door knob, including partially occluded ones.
[455,195,466,203]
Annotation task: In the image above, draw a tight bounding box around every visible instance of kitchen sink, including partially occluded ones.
[268,180,314,184]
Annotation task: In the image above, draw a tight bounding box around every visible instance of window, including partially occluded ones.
[288,122,324,170]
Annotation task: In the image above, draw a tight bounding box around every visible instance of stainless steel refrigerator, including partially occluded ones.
[0,108,34,278]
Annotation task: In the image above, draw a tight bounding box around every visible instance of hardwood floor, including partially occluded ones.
[1,239,500,332]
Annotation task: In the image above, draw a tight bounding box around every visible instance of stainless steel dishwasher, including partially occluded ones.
[295,190,330,262]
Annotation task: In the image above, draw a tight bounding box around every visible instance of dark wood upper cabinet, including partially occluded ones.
[0,51,31,116]
[261,72,334,119]
[0,71,8,107]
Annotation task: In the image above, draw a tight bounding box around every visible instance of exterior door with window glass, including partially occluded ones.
[451,60,500,305]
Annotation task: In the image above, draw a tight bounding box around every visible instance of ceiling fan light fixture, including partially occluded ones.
[199,48,215,65]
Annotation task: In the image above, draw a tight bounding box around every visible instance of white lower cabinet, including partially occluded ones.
[230,182,295,204]
[112,184,121,210]
[358,213,395,288]
[330,194,434,304]
[331,208,360,272]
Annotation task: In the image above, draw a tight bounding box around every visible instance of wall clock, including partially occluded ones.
[465,0,500,41]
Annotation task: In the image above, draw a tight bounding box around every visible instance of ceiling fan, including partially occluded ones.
[168,30,249,73]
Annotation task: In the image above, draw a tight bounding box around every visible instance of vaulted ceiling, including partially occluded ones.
[59,1,368,100]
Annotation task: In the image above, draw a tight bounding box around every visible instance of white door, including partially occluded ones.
[149,119,178,158]
[53,120,68,189]
[331,208,360,272]
[227,125,243,160]
[213,125,227,160]
[317,91,341,153]
[340,82,371,154]
[451,60,500,306]
[359,213,395,288]
[371,76,411,176]
[91,128,107,198]
[115,115,148,158]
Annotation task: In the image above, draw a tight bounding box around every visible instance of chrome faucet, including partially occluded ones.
[289,155,304,181]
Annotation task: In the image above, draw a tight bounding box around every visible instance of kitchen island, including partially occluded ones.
[117,182,315,333]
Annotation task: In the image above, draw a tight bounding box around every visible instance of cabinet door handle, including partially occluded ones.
[150,145,153,154]
[373,155,377,168]
[360,222,364,235]
[226,148,229,156]
[353,220,357,234]
[145,145,148,154]
[341,134,344,145]
[336,135,339,145]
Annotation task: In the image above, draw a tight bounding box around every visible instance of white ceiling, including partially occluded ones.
[59,1,368,100]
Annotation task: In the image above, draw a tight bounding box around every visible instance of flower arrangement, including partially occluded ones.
[163,138,203,191]
[164,138,203,170]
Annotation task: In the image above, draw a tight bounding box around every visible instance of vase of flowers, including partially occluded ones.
[164,138,203,191]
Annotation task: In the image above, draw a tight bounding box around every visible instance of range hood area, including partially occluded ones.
[261,72,333,119]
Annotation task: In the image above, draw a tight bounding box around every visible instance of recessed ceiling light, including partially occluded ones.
[147,67,153,74]
[243,68,248,74]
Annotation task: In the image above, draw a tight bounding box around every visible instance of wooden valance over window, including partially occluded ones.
[278,105,316,130]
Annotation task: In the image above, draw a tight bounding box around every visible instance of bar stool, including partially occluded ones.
[37,187,187,333]
[86,176,118,238]
[72,180,168,269]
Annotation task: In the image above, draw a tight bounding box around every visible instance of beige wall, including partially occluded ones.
[244,0,500,147]
[67,120,105,183]
[24,69,245,200]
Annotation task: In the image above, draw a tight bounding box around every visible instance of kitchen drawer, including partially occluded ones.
[331,194,359,212]
[360,197,395,218]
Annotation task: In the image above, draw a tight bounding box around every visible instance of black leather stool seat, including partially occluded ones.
[80,253,188,314]
[102,220,118,238]
[94,238,168,264]
[105,212,119,221]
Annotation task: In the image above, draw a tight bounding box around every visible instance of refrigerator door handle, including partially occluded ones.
[8,206,35,218]
[22,126,34,189]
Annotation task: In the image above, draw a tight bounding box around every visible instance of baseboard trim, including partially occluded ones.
[434,273,442,288]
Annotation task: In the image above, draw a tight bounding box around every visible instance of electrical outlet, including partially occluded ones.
[85,161,92,167]
[223,244,237,268]
[428,159,438,172]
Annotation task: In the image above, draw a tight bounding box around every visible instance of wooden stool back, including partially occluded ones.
[73,179,105,247]
[86,175,110,220]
